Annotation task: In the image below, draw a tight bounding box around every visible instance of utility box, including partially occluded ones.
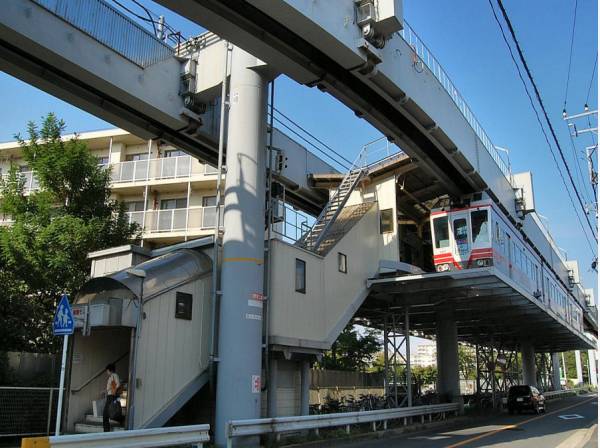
[374,0,403,35]
[513,171,536,216]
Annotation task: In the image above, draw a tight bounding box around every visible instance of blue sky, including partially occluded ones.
[0,0,597,295]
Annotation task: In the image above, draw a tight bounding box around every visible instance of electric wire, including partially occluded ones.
[487,0,597,255]
[563,0,578,110]
[110,0,157,35]
[586,55,597,106]
[272,107,355,167]
[495,0,597,243]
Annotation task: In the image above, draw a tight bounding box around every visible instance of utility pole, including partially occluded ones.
[563,107,598,271]
[563,107,598,216]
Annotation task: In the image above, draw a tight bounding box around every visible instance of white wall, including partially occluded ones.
[134,275,212,427]
[269,203,383,348]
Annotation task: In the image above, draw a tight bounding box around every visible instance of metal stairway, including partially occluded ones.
[298,152,367,253]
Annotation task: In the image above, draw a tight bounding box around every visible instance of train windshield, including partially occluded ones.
[471,210,490,244]
[433,216,450,248]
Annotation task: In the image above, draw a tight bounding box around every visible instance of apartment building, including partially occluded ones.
[412,342,437,368]
[0,128,221,248]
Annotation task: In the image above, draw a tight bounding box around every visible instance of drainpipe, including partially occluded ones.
[264,80,276,416]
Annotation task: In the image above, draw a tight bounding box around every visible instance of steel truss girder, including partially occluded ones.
[475,337,520,408]
[536,353,554,391]
[383,307,412,407]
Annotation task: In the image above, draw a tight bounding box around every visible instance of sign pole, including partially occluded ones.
[52,293,74,437]
[55,334,68,436]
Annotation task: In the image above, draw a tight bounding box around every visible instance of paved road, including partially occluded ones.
[333,394,597,448]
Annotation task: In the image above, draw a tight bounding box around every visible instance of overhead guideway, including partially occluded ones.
[155,0,518,214]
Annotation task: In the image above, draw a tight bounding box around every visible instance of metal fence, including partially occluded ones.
[399,21,513,184]
[32,0,174,68]
[0,387,59,437]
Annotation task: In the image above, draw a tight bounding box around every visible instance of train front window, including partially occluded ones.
[433,217,450,249]
[471,210,489,244]
[453,218,468,241]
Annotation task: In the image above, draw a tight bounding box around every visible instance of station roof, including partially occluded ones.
[310,152,448,223]
[358,267,595,352]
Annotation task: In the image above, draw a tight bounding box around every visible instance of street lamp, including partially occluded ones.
[126,268,146,430]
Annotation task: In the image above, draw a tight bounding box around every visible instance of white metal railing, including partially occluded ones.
[32,0,174,68]
[399,21,513,184]
[226,403,460,447]
[111,155,217,184]
[544,387,589,400]
[40,424,210,447]
[1,171,40,193]
[126,206,220,233]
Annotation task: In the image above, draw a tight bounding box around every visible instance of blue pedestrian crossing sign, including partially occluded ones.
[53,294,74,336]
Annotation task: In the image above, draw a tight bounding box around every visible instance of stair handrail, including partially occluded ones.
[299,143,371,250]
[71,351,130,394]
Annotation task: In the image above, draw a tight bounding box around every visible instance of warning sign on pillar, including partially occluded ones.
[252,375,261,393]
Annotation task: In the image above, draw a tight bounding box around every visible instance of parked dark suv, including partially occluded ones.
[507,385,546,414]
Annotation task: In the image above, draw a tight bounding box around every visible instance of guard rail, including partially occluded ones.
[226,403,460,447]
[544,387,589,400]
[21,424,210,448]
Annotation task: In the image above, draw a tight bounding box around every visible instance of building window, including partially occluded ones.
[202,196,217,207]
[295,258,306,294]
[125,153,149,162]
[125,201,145,212]
[338,253,347,273]
[160,198,188,210]
[164,149,186,158]
[380,208,394,234]
[175,292,193,320]
[97,156,109,165]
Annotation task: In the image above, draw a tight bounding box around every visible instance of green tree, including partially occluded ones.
[0,114,139,353]
[412,365,437,395]
[458,344,477,380]
[319,323,382,372]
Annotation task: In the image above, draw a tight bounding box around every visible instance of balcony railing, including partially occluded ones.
[111,155,218,184]
[126,206,222,233]
[1,172,40,194]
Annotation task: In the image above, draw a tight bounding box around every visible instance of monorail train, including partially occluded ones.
[429,195,583,333]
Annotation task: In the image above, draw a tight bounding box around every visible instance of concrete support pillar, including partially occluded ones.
[589,350,598,386]
[551,353,562,390]
[575,350,584,385]
[435,306,462,407]
[520,341,536,387]
[214,47,268,447]
[300,360,310,416]
[267,357,278,417]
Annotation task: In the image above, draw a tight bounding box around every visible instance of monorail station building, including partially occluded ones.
[0,0,597,445]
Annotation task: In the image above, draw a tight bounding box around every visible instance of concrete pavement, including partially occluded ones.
[315,394,597,448]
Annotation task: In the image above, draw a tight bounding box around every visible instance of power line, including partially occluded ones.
[563,0,578,110]
[495,0,597,242]
[487,0,597,255]
[586,55,597,106]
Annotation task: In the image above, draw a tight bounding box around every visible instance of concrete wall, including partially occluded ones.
[134,275,212,427]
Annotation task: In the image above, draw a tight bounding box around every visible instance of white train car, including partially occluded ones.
[430,195,584,333]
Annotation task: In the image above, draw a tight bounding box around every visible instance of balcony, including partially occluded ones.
[110,155,218,184]
[126,206,221,234]
[1,171,40,194]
